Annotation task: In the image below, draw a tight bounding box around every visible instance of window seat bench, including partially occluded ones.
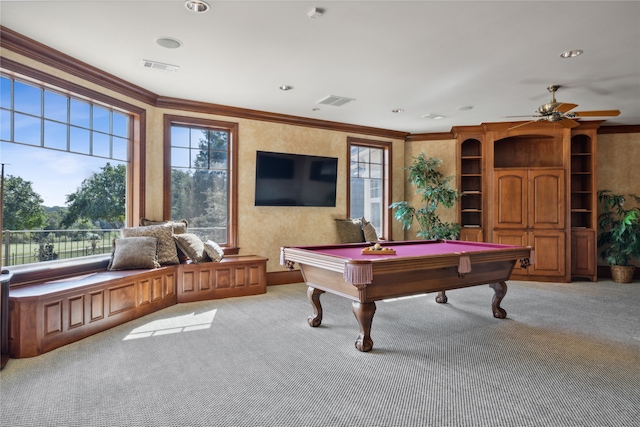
[8,255,267,358]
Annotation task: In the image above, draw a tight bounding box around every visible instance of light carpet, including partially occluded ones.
[1,280,639,427]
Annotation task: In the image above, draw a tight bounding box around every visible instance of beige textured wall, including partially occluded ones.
[399,139,459,240]
[143,109,407,272]
[597,133,640,196]
[597,132,640,267]
[2,49,406,272]
[4,48,638,272]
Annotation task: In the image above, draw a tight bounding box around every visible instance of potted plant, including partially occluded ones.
[597,190,640,283]
[390,153,461,240]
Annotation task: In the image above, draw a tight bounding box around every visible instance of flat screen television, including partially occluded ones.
[254,151,338,207]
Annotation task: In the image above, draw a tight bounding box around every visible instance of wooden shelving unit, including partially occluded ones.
[570,130,598,281]
[458,137,483,242]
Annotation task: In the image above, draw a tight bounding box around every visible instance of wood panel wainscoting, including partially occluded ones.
[177,256,268,303]
[8,256,267,358]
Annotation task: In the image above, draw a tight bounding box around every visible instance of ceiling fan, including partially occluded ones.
[506,85,620,130]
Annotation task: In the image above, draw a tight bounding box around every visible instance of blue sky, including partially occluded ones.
[1,142,119,207]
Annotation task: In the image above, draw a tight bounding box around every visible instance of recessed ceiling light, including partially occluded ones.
[156,37,182,49]
[392,109,404,113]
[279,85,294,91]
[560,49,583,58]
[184,1,210,13]
[421,113,445,120]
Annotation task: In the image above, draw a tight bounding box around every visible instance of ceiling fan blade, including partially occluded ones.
[508,120,539,130]
[554,103,578,113]
[573,110,620,117]
[560,119,580,128]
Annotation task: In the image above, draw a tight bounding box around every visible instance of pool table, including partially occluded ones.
[281,240,531,352]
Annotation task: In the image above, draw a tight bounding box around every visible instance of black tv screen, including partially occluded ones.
[255,151,338,206]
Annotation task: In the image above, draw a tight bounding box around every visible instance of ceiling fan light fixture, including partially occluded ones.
[184,1,210,13]
[560,49,583,58]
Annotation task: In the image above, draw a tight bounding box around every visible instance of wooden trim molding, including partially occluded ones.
[1,26,408,140]
[346,137,393,240]
[0,26,158,105]
[597,125,640,134]
[406,132,455,142]
[156,96,409,140]
[163,114,239,251]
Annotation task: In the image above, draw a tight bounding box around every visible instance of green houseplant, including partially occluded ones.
[597,190,640,283]
[390,153,461,240]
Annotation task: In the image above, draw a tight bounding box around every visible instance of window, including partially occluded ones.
[164,115,238,251]
[1,76,130,161]
[348,137,392,239]
[1,73,139,268]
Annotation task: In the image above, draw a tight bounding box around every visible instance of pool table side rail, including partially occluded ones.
[281,246,532,277]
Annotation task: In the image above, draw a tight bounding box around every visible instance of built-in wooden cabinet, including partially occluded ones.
[455,121,602,283]
[493,168,566,278]
[569,128,598,281]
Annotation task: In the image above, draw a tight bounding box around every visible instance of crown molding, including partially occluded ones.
[156,96,409,140]
[1,26,158,105]
[405,132,455,142]
[597,125,640,134]
[1,26,408,140]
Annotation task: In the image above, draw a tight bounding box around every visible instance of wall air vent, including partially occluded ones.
[317,95,355,107]
[141,60,180,72]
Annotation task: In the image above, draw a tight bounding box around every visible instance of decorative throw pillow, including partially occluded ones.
[139,218,189,234]
[122,224,180,265]
[335,218,365,243]
[203,240,225,262]
[173,233,209,264]
[108,237,160,271]
[361,218,379,242]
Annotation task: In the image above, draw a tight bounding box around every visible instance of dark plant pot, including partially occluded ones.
[611,265,635,283]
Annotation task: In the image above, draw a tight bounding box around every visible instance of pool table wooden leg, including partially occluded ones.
[352,301,376,352]
[435,291,448,303]
[489,281,508,319]
[307,287,325,327]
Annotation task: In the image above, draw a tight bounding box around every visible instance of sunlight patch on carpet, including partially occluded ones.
[123,309,217,340]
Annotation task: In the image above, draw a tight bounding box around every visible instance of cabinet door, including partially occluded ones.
[494,170,527,229]
[529,230,566,277]
[571,229,596,278]
[459,228,483,242]
[529,169,565,229]
[493,230,529,274]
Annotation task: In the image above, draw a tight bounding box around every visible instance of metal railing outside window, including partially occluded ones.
[2,229,120,267]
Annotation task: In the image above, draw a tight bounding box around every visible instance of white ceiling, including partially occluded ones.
[1,0,639,134]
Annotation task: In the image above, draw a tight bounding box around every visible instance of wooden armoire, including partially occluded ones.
[455,121,601,282]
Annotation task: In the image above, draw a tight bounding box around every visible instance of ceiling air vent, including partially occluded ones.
[141,60,180,72]
[317,95,355,107]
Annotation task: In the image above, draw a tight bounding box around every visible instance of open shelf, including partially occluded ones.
[460,138,483,230]
[570,134,595,229]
